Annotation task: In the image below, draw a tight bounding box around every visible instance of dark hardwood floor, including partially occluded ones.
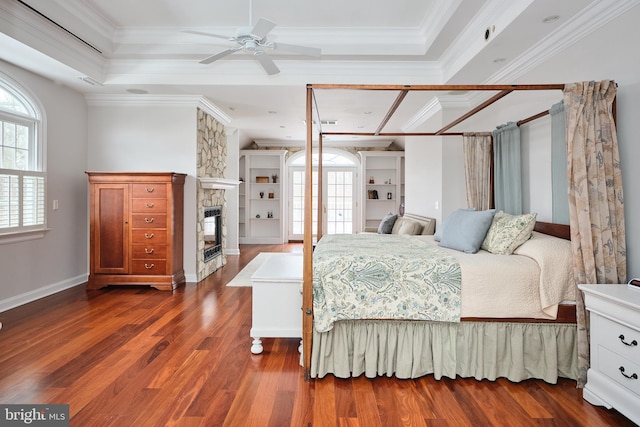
[0,243,634,426]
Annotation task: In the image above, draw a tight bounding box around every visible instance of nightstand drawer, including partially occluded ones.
[597,346,640,396]
[132,260,167,275]
[132,183,167,199]
[593,315,640,360]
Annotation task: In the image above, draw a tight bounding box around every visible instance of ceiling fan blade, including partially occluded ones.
[272,42,321,57]
[199,47,242,64]
[250,17,276,39]
[254,53,280,75]
[182,30,233,41]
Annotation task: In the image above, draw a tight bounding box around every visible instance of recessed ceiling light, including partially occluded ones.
[229,106,236,111]
[493,58,506,63]
[280,125,286,128]
[543,15,560,24]
[268,110,277,114]
[126,88,148,94]
[364,111,372,115]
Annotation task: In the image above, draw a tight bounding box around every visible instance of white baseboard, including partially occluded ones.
[226,247,240,256]
[0,274,88,313]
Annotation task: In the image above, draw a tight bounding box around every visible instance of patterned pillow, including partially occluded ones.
[377,212,397,234]
[481,211,537,255]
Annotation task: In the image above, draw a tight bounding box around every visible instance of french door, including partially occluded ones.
[289,167,356,240]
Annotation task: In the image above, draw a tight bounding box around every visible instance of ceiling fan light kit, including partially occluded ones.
[185,17,321,75]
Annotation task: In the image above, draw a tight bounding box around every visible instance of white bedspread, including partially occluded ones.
[417,231,575,319]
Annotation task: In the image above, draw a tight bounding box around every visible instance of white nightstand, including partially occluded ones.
[579,284,640,425]
[250,253,303,354]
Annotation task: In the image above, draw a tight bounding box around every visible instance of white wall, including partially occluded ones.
[0,60,88,311]
[86,103,198,281]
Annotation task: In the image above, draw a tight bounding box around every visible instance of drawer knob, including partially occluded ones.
[145,263,155,269]
[618,334,638,347]
[145,248,154,254]
[145,233,154,239]
[146,187,155,193]
[146,202,155,208]
[619,366,638,380]
[145,217,154,223]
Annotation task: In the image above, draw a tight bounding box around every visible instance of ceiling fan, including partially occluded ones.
[184,16,321,75]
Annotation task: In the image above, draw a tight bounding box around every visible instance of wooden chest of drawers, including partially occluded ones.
[579,284,640,425]
[86,172,186,290]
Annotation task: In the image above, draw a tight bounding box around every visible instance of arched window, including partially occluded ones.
[0,73,46,240]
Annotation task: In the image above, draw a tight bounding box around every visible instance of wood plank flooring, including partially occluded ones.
[0,243,635,426]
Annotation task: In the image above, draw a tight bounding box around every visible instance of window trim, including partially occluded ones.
[0,71,47,244]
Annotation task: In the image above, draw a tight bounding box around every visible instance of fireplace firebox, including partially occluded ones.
[204,206,222,262]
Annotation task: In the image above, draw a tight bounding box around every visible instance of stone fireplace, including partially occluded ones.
[196,108,228,281]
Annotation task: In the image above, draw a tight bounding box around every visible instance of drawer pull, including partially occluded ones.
[619,366,638,380]
[144,233,154,239]
[144,248,154,254]
[146,187,155,193]
[618,334,638,347]
[145,263,155,269]
[145,202,155,208]
[145,217,154,223]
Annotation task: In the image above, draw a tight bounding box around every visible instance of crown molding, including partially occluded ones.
[0,1,106,80]
[485,0,640,84]
[439,0,534,83]
[84,94,232,125]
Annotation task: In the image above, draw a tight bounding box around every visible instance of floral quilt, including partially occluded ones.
[313,233,462,332]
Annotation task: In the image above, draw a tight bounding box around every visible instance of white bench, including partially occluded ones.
[250,253,303,354]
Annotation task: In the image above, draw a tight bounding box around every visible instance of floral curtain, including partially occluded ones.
[463,133,492,210]
[563,80,626,387]
[492,122,522,214]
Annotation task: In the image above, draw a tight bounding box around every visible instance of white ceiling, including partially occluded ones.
[1,0,638,149]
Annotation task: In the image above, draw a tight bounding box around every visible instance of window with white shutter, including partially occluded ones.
[0,73,46,242]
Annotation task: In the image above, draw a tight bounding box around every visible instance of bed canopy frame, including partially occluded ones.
[302,83,568,379]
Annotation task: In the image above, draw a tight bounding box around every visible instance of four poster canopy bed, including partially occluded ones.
[300,83,618,384]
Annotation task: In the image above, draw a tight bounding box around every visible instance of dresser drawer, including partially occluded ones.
[132,183,167,199]
[597,346,640,396]
[131,198,167,213]
[132,260,167,275]
[593,315,640,360]
[131,214,167,228]
[132,245,167,259]
[131,230,168,244]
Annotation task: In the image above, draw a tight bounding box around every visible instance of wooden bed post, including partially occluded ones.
[317,134,323,241]
[302,85,315,379]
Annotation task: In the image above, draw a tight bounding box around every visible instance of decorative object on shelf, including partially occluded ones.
[256,176,269,183]
[256,214,261,218]
[267,211,273,218]
[268,189,275,199]
[369,176,374,184]
[373,190,379,199]
[259,191,264,198]
[387,192,392,199]
[239,177,244,182]
[271,173,278,183]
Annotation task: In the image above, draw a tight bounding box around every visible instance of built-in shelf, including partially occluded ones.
[198,177,242,190]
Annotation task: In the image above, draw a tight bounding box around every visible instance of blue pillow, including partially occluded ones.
[434,208,475,242]
[438,209,496,253]
[377,212,397,234]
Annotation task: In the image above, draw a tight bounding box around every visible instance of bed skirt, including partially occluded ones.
[309,320,578,383]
